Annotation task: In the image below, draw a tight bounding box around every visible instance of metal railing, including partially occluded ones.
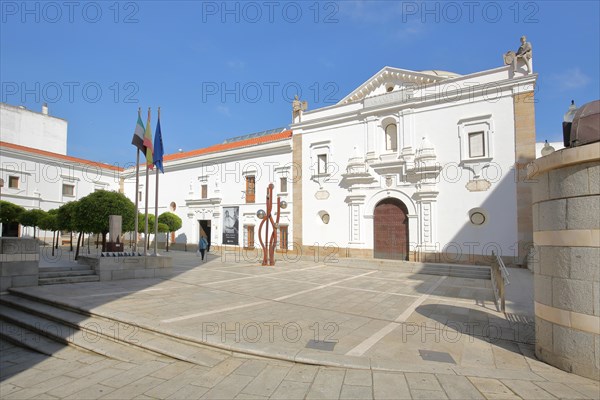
[491,251,510,312]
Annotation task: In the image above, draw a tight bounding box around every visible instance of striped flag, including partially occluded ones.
[153,113,164,173]
[143,108,154,168]
[131,109,146,153]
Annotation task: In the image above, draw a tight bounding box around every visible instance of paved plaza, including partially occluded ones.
[1,249,598,399]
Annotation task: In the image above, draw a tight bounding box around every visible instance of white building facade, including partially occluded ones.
[0,104,121,238]
[122,130,294,260]
[1,53,538,266]
[291,64,537,265]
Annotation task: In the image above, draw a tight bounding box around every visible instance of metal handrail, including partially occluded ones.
[491,251,510,312]
[496,252,510,285]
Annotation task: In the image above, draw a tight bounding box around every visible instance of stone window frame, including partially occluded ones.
[377,116,400,156]
[309,140,332,179]
[60,175,79,200]
[385,123,398,151]
[458,115,494,164]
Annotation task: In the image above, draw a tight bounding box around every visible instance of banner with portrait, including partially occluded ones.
[222,206,239,245]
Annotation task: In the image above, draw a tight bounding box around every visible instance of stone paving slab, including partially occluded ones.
[8,250,528,373]
[2,250,599,399]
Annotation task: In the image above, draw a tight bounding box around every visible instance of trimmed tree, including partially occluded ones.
[57,201,78,251]
[38,210,59,255]
[0,200,25,224]
[19,209,47,239]
[157,223,169,250]
[0,200,25,236]
[75,191,135,253]
[158,212,182,252]
[137,213,155,250]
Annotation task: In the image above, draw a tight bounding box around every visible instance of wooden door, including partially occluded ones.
[373,198,409,260]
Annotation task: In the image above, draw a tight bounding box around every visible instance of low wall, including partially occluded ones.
[530,143,600,380]
[0,238,39,292]
[78,255,172,281]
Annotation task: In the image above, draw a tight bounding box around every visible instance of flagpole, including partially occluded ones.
[144,107,151,255]
[153,107,160,256]
[134,149,140,252]
[133,108,141,253]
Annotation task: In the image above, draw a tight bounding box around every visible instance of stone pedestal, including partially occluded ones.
[530,143,600,380]
[0,238,39,291]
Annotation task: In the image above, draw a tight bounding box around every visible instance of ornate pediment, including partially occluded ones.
[339,67,458,105]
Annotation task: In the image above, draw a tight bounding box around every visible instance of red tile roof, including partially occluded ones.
[1,130,293,172]
[0,141,124,172]
[164,130,293,162]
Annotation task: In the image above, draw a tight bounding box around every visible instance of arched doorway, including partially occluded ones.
[374,198,409,260]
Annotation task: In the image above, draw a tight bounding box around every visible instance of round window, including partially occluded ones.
[470,212,486,225]
[321,213,330,224]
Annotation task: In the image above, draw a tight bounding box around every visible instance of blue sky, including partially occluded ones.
[1,1,598,166]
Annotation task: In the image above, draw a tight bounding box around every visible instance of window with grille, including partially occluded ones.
[468,131,485,158]
[62,184,75,197]
[317,154,327,174]
[279,226,288,250]
[246,176,255,203]
[8,176,18,189]
[245,225,254,248]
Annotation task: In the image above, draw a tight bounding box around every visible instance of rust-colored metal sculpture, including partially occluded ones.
[257,183,287,266]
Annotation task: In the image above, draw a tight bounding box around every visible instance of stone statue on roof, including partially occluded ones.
[504,36,532,74]
[292,95,308,123]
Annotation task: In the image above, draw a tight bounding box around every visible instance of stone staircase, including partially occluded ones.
[0,291,230,367]
[332,258,492,280]
[38,265,100,285]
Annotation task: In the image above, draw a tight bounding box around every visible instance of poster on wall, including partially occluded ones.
[222,206,239,245]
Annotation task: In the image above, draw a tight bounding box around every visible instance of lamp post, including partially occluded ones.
[256,183,287,266]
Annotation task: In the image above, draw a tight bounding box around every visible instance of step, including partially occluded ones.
[0,293,229,367]
[38,275,100,285]
[0,319,69,356]
[0,304,163,363]
[38,265,92,273]
[39,270,95,279]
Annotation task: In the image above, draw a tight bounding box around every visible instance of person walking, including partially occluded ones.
[198,235,208,262]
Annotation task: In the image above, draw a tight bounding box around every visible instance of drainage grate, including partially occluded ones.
[419,350,456,364]
[305,340,337,351]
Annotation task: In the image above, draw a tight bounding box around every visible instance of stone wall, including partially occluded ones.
[530,143,600,380]
[78,255,172,281]
[0,238,39,291]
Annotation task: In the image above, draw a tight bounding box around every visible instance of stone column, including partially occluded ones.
[400,109,415,169]
[347,195,366,244]
[513,90,536,264]
[365,117,378,163]
[292,133,303,249]
[530,144,599,380]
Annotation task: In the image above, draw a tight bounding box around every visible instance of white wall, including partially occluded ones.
[122,140,293,250]
[296,65,535,260]
[0,146,121,239]
[1,103,68,155]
